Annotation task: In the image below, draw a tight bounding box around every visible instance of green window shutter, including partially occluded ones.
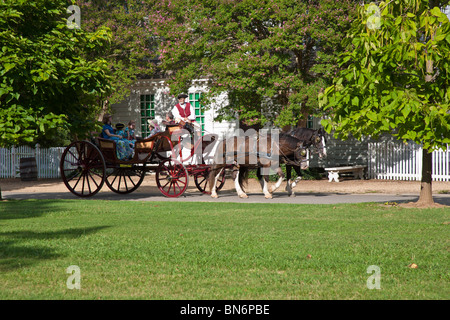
[140,94,156,137]
[189,92,205,136]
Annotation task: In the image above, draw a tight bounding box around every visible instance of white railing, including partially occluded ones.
[0,145,65,179]
[368,141,450,181]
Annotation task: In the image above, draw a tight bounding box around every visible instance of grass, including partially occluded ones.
[0,199,449,300]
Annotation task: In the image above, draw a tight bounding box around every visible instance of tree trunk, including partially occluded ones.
[97,99,110,122]
[417,148,434,205]
[417,54,435,206]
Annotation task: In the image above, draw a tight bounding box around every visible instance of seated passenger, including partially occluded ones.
[101,114,134,161]
[125,120,137,140]
[162,111,177,127]
[146,119,161,138]
[115,123,126,138]
[124,120,137,146]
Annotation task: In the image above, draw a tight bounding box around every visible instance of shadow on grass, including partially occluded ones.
[0,226,110,272]
[0,199,76,220]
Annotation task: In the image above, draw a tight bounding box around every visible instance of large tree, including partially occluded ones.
[78,0,159,105]
[148,0,357,128]
[319,0,450,206]
[0,0,112,147]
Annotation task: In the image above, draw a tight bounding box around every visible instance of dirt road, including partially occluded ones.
[2,177,449,206]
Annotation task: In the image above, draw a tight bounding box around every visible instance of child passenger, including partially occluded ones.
[124,120,137,146]
[125,121,136,140]
[115,123,126,138]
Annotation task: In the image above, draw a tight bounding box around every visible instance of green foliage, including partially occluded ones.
[149,0,357,127]
[0,0,113,147]
[78,0,159,104]
[0,105,67,148]
[319,0,450,152]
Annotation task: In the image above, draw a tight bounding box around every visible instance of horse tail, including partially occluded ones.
[238,166,249,192]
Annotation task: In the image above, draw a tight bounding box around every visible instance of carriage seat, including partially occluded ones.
[97,137,157,163]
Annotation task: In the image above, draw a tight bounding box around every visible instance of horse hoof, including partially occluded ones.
[265,194,273,199]
[211,194,219,198]
[239,194,248,199]
[289,193,296,197]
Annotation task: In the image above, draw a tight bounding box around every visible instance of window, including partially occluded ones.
[189,92,205,135]
[307,115,314,129]
[140,94,155,137]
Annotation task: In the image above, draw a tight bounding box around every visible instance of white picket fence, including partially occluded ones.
[0,145,65,179]
[368,141,450,181]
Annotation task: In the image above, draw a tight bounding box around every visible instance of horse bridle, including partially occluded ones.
[277,142,308,166]
[310,134,325,155]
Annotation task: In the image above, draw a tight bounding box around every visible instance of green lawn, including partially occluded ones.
[0,199,448,299]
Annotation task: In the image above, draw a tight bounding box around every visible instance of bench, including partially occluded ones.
[324,165,367,182]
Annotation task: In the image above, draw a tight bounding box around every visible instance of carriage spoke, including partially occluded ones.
[122,170,129,191]
[90,169,104,179]
[85,157,99,168]
[172,182,178,194]
[81,173,86,196]
[161,178,171,190]
[117,173,122,191]
[162,181,172,193]
[176,178,186,186]
[170,181,176,194]
[71,171,83,191]
[87,171,100,189]
[197,176,206,185]
[108,170,119,185]
[86,172,92,194]
[64,169,82,183]
[67,149,79,162]
[126,172,137,187]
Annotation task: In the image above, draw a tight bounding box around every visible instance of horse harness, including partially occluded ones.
[224,134,307,167]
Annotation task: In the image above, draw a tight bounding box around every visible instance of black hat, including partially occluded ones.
[177,93,188,99]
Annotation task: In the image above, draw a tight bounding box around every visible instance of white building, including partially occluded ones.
[110,79,239,140]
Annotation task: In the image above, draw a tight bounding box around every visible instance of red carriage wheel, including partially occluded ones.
[60,141,106,197]
[156,159,188,197]
[105,164,146,194]
[194,167,226,194]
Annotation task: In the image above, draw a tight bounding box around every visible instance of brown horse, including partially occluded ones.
[285,127,327,196]
[208,132,308,198]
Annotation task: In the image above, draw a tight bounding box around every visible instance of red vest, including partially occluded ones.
[175,103,191,118]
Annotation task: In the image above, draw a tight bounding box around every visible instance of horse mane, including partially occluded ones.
[288,127,315,138]
[279,132,300,142]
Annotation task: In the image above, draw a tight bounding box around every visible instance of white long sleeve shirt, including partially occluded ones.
[171,102,195,122]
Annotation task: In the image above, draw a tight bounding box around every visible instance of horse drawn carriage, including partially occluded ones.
[59,124,227,198]
[60,121,326,199]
